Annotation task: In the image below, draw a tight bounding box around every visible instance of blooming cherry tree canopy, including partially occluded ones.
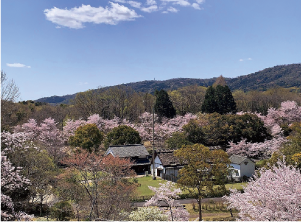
[223,160,301,221]
[1,154,33,221]
[145,181,189,221]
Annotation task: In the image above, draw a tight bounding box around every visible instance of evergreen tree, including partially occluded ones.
[154,89,176,118]
[201,76,236,114]
[215,85,237,114]
[201,86,217,113]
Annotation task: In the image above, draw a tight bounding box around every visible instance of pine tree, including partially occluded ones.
[201,76,236,114]
[154,89,176,118]
[215,85,237,114]
[201,86,217,113]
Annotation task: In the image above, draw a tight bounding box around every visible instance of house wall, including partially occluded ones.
[240,159,255,178]
[105,150,115,157]
[150,156,163,177]
[229,163,241,178]
[165,167,180,177]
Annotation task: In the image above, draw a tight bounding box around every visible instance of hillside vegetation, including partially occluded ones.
[36,63,301,104]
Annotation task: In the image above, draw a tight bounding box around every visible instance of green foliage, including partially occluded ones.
[201,84,237,115]
[201,86,218,114]
[175,144,230,221]
[165,132,192,149]
[183,119,205,144]
[50,201,74,221]
[169,85,207,115]
[233,87,301,115]
[266,122,301,168]
[183,113,270,147]
[69,124,104,152]
[105,125,141,148]
[154,89,176,118]
[215,85,237,114]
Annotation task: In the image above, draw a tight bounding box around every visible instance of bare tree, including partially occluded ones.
[1,71,20,102]
[1,71,21,131]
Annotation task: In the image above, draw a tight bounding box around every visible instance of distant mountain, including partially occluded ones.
[36,63,301,104]
[227,63,301,91]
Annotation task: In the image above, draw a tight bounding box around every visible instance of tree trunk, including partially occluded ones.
[198,197,202,221]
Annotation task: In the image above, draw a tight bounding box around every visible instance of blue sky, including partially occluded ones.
[2,0,301,101]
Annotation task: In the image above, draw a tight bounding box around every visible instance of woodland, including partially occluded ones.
[1,68,301,221]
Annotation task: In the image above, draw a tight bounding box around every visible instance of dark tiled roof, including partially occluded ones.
[156,149,183,166]
[230,154,254,164]
[105,144,149,158]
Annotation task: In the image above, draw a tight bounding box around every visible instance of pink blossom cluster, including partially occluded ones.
[132,112,197,142]
[63,112,197,143]
[223,160,301,221]
[9,118,64,161]
[13,118,63,146]
[1,154,33,221]
[230,101,301,159]
[1,131,37,154]
[257,100,301,136]
[63,114,122,140]
[227,137,287,159]
[145,181,189,221]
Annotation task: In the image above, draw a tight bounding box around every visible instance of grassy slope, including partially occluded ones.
[135,176,246,197]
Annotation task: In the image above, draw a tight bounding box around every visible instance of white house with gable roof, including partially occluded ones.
[229,154,255,181]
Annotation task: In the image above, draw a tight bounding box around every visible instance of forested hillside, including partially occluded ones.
[228,63,301,91]
[36,63,301,104]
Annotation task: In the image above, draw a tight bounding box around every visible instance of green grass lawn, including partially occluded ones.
[134,176,246,197]
[135,176,167,196]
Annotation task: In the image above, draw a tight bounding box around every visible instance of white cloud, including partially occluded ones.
[161,0,190,6]
[141,5,158,13]
[113,0,127,3]
[192,3,201,9]
[162,6,179,13]
[7,63,31,68]
[239,58,252,62]
[146,0,157,5]
[128,1,141,8]
[44,2,142,29]
[79,82,88,85]
[196,0,205,4]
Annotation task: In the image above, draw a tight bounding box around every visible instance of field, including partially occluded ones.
[134,176,246,197]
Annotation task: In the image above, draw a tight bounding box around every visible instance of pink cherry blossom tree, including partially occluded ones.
[11,117,65,163]
[131,112,197,143]
[256,100,301,136]
[223,160,301,221]
[145,181,189,221]
[63,112,197,145]
[227,137,287,159]
[1,154,33,221]
[1,131,37,154]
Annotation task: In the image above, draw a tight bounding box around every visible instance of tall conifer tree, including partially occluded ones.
[201,76,237,114]
[154,89,176,118]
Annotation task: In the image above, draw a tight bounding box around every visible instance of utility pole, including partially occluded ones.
[152,106,156,180]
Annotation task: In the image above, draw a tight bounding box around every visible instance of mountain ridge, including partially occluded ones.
[36,63,301,104]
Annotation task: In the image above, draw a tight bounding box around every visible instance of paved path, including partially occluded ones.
[133,197,224,207]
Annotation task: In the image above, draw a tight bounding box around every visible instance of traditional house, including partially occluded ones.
[105,144,151,174]
[229,154,256,181]
[151,149,183,182]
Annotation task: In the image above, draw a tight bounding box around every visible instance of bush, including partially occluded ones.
[69,124,103,152]
[50,201,74,221]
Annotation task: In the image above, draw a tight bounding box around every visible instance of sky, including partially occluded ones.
[2,0,301,101]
